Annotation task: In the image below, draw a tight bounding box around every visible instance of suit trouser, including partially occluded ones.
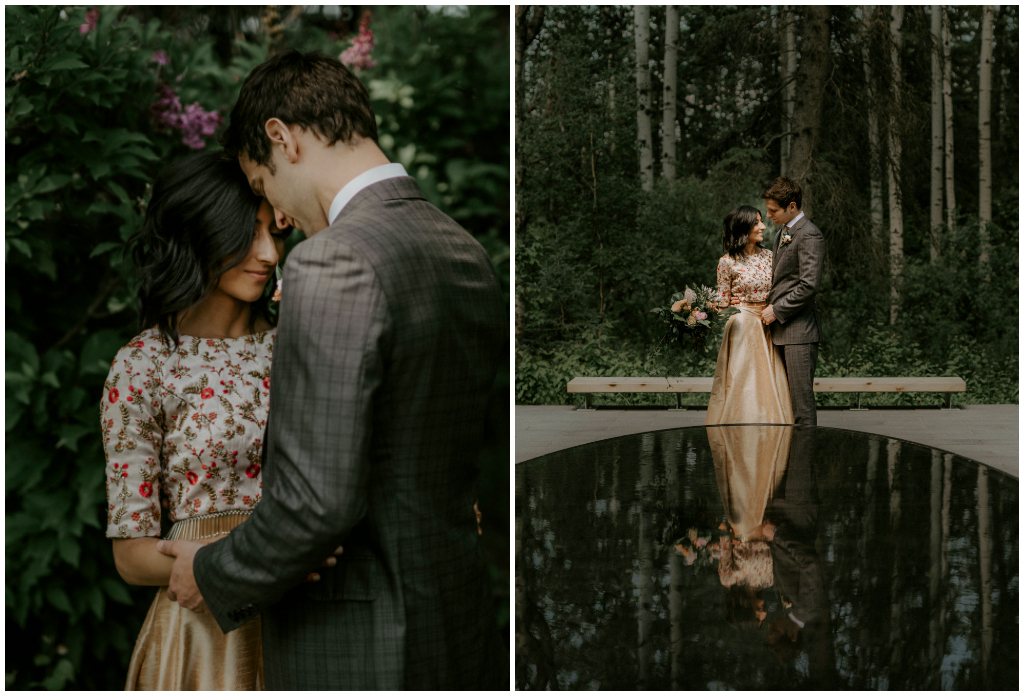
[777,342,818,426]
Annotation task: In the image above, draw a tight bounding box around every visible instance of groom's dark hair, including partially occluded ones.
[220,50,378,171]
[761,176,802,211]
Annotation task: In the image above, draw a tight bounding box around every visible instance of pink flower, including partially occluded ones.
[79,7,99,34]
[150,50,170,66]
[695,538,708,548]
[340,12,377,71]
[271,279,282,302]
[149,83,222,150]
[695,310,707,321]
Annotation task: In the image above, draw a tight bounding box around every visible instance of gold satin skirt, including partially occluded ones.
[125,512,263,691]
[708,425,791,542]
[706,303,794,425]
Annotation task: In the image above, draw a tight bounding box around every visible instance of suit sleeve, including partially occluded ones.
[772,226,824,324]
[193,236,390,633]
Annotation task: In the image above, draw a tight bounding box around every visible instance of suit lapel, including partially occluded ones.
[774,215,808,273]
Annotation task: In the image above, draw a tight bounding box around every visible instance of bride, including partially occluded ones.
[706,205,793,425]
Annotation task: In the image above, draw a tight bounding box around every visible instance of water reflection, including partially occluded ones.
[515,425,1018,690]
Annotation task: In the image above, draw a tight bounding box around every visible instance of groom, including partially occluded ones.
[760,176,824,425]
[157,51,506,688]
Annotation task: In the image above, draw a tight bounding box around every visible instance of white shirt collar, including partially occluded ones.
[328,163,408,225]
[786,211,805,229]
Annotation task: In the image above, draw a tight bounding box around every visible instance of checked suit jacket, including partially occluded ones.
[193,176,507,689]
[766,213,824,345]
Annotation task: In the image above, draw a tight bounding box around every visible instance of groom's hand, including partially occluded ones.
[157,539,210,614]
[306,545,345,583]
[761,305,777,326]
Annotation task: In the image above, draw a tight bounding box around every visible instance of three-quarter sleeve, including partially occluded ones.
[102,344,163,538]
[716,255,733,306]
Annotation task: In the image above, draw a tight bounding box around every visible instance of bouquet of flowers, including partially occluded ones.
[650,285,736,353]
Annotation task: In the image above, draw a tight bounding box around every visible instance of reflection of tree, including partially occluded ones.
[636,434,655,689]
[886,440,902,687]
[977,467,992,688]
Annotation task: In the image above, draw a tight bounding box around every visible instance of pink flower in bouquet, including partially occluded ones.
[683,287,697,306]
[80,7,99,34]
[695,537,708,548]
[340,12,377,71]
[695,310,707,321]
[271,278,282,303]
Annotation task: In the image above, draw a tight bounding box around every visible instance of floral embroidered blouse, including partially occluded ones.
[102,328,274,539]
[716,248,773,305]
[715,541,774,590]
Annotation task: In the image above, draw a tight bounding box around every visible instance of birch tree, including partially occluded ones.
[634,6,654,191]
[942,8,956,233]
[861,6,884,242]
[978,5,994,281]
[887,6,904,325]
[661,5,678,181]
[781,6,797,175]
[930,6,943,262]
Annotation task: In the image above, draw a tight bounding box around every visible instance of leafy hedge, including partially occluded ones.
[6,6,509,689]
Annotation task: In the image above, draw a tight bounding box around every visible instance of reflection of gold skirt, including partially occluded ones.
[706,304,794,425]
[125,512,263,691]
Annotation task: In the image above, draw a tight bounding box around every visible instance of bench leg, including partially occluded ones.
[670,393,687,411]
[579,394,593,411]
[849,392,869,411]
[940,392,955,410]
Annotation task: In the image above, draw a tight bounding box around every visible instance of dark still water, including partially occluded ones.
[515,426,1018,690]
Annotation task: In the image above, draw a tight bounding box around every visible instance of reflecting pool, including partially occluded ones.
[515,426,1018,690]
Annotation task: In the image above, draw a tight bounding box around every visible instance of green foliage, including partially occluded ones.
[6,6,509,689]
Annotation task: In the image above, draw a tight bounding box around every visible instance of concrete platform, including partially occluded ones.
[515,404,1019,478]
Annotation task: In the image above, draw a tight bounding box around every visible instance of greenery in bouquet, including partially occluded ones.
[650,285,736,353]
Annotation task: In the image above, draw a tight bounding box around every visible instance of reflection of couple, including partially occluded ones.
[708,426,832,677]
[101,51,505,689]
[706,176,824,427]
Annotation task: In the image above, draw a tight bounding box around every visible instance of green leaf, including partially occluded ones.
[34,174,71,195]
[57,536,81,568]
[45,587,73,614]
[88,587,105,620]
[79,329,124,376]
[9,238,31,258]
[45,57,88,71]
[88,241,122,258]
[56,423,92,452]
[54,113,79,134]
[100,577,133,605]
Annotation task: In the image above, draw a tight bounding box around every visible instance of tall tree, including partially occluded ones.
[861,6,884,242]
[514,6,546,339]
[942,8,956,233]
[634,6,654,191]
[978,5,994,281]
[887,6,905,325]
[661,5,678,181]
[787,5,830,217]
[781,6,797,175]
[930,6,943,263]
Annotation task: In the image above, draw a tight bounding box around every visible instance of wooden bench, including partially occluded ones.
[566,376,967,410]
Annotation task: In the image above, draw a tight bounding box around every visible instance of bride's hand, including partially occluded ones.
[306,545,344,583]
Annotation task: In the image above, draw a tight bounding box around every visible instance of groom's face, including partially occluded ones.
[764,198,798,226]
[239,155,302,234]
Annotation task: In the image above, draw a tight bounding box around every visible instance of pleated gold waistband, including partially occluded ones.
[740,300,767,307]
[165,511,251,542]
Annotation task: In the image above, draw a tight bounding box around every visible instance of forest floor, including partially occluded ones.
[515,404,1019,478]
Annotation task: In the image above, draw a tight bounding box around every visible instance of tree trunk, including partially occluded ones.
[787,5,830,218]
[636,434,655,689]
[928,451,942,687]
[861,6,884,242]
[634,6,654,191]
[887,6,904,325]
[942,8,956,233]
[514,7,546,341]
[930,6,943,263]
[977,467,992,688]
[781,6,797,175]
[661,5,678,181]
[978,5,994,281]
[887,440,902,683]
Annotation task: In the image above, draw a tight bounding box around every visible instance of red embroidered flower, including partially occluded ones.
[108,388,119,403]
[263,378,270,390]
[186,471,198,485]
[245,463,260,479]
[133,341,145,348]
[201,387,214,399]
[139,481,153,497]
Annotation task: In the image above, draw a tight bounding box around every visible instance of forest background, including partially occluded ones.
[5,5,509,689]
[515,5,1018,408]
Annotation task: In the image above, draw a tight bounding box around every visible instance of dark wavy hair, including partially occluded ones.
[722,205,764,259]
[220,50,378,171]
[126,151,270,348]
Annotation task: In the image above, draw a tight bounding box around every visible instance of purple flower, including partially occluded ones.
[149,82,222,150]
[79,7,99,34]
[150,51,170,66]
[339,12,377,71]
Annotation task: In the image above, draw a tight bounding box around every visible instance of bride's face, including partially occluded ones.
[747,213,765,245]
[214,200,287,304]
